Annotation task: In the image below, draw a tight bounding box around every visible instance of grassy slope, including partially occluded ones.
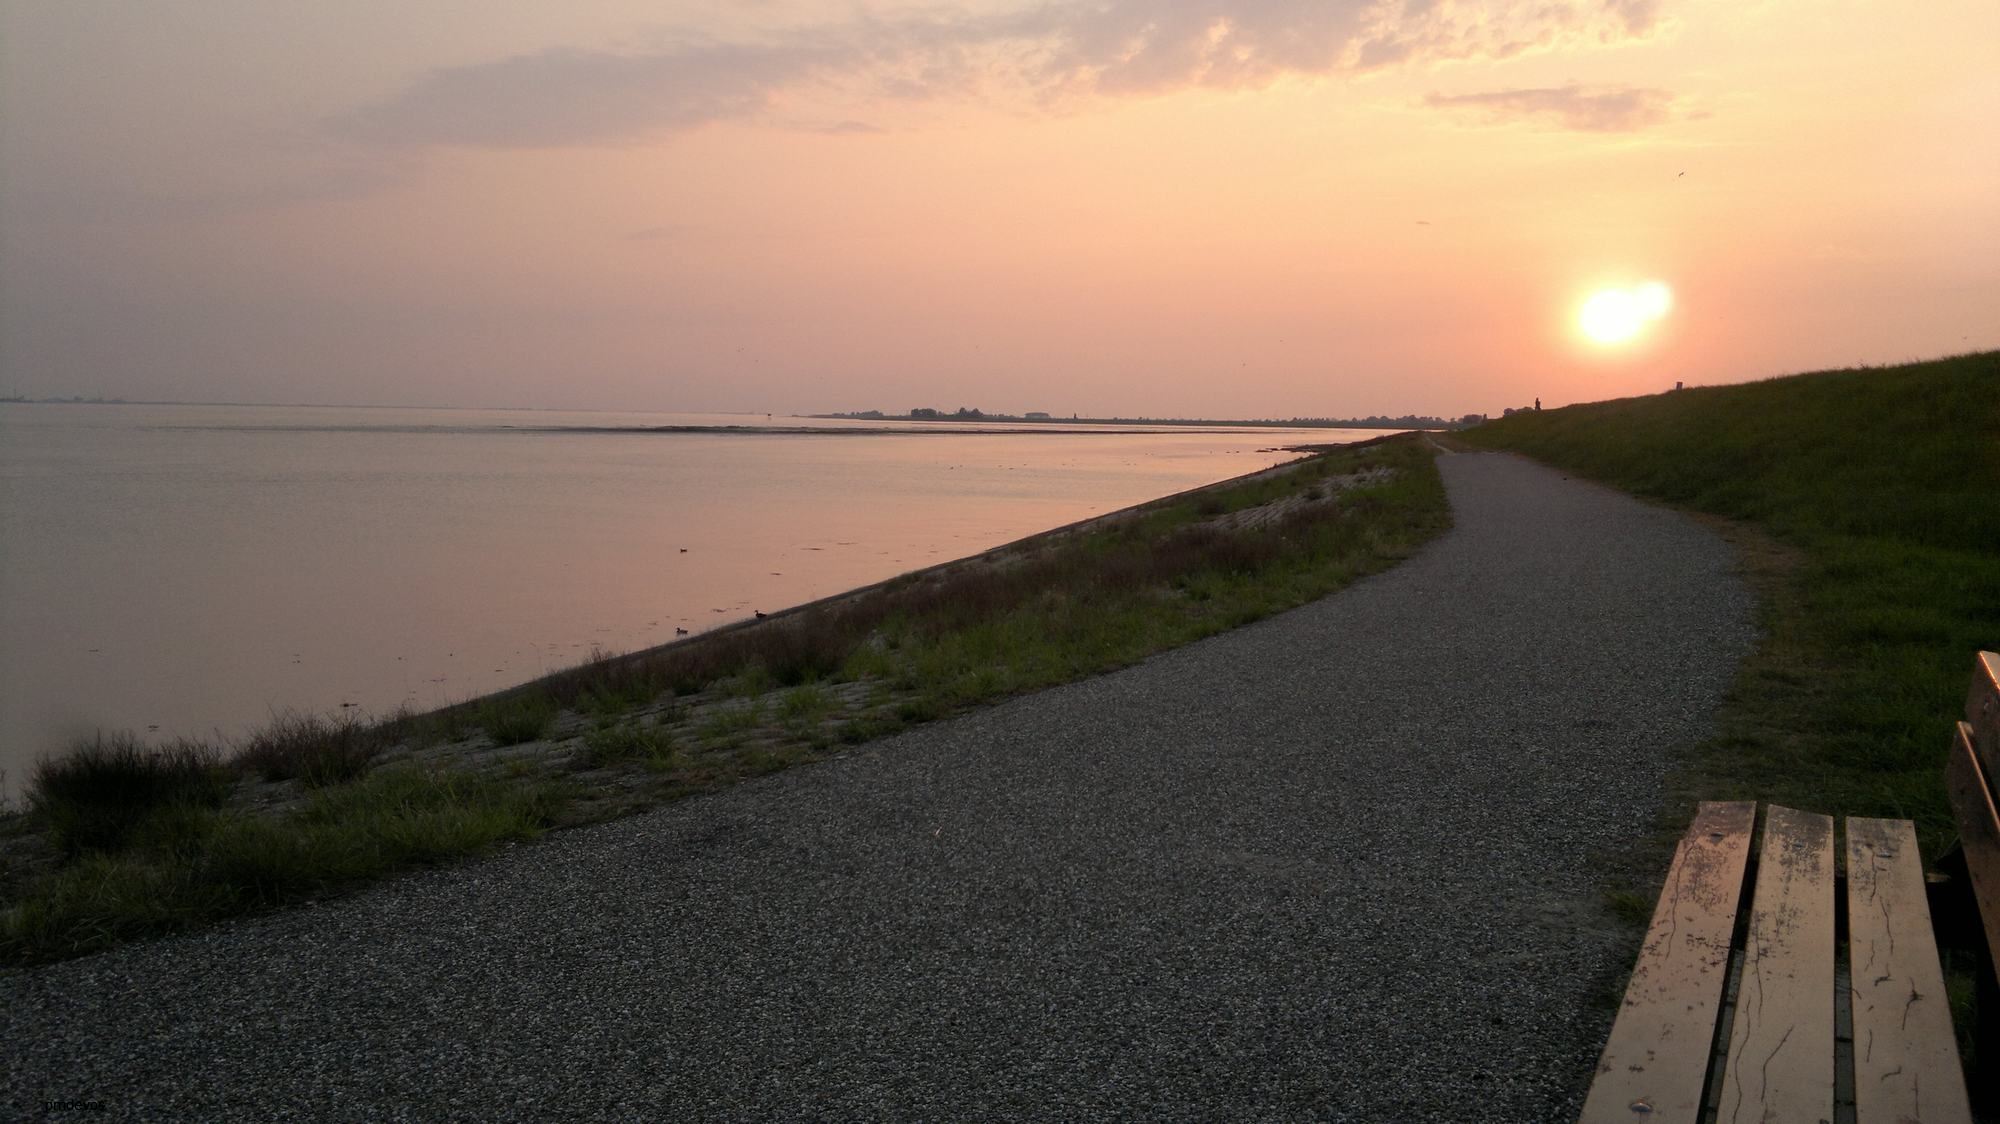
[1463,351,2000,849]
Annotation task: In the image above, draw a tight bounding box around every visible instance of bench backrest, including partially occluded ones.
[1947,650,2000,974]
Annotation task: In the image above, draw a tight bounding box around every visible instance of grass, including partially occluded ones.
[29,734,232,855]
[1,434,1452,964]
[476,695,559,746]
[577,722,678,771]
[1462,351,2000,852]
[694,700,767,748]
[1602,888,1657,930]
[1,763,567,963]
[234,712,384,787]
[777,683,835,725]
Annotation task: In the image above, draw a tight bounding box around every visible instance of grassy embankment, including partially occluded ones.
[1463,351,1999,852]
[0,434,1451,965]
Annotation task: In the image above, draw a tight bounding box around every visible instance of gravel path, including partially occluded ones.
[1,451,1756,1122]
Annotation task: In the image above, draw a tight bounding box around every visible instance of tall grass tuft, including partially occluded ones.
[478,695,558,746]
[542,648,672,713]
[29,734,231,855]
[234,712,384,787]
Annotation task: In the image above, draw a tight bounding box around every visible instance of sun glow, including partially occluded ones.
[1577,281,1673,346]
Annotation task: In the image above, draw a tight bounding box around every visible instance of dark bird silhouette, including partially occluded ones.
[754,611,768,620]
[1678,171,1686,177]
[675,627,689,636]
[679,548,688,553]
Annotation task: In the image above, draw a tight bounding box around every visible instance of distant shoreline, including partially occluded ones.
[525,424,1236,436]
[811,412,1460,430]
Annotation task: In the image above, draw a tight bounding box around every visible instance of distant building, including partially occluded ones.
[1025,411,1051,420]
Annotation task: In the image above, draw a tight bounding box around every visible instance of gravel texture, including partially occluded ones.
[1,451,1756,1122]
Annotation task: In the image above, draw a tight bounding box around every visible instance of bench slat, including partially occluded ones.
[1717,805,1835,1124]
[1968,650,2000,779]
[1846,816,1973,1124]
[1946,719,2000,976]
[1580,801,1756,1124]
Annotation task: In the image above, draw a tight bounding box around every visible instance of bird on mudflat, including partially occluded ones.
[675,627,689,636]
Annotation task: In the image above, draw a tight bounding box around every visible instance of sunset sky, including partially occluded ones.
[3,1,1995,416]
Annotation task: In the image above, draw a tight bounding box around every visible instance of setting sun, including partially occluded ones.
[1578,282,1674,346]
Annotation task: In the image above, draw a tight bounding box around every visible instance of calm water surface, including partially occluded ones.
[0,403,1384,792]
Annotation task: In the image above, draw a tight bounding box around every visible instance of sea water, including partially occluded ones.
[0,403,1383,792]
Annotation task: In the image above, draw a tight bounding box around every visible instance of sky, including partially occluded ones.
[2,1,1995,417]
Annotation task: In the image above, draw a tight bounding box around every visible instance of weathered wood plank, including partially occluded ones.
[1947,720,2000,975]
[1846,817,1973,1124]
[1718,805,1836,1124]
[1580,801,1756,1124]
[1967,651,2000,780]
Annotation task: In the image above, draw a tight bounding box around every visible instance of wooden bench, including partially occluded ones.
[1580,650,2000,1123]
[1943,649,2000,1112]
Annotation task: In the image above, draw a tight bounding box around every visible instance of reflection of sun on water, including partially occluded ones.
[1578,281,1673,346]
